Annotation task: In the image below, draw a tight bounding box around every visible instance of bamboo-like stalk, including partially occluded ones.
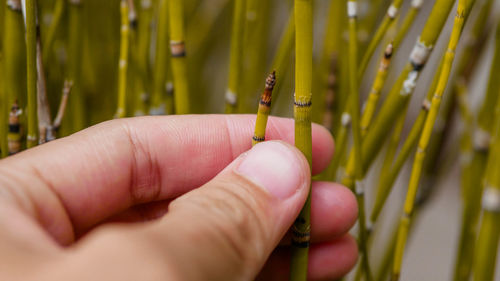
[64,0,85,133]
[360,43,393,136]
[150,0,171,115]
[252,71,275,146]
[371,55,445,223]
[41,0,65,63]
[2,0,25,157]
[341,0,455,190]
[347,0,373,279]
[132,0,153,116]
[225,0,245,113]
[453,3,497,278]
[169,0,190,114]
[116,0,130,118]
[472,60,500,280]
[358,0,403,79]
[289,0,313,280]
[24,0,38,148]
[391,2,473,279]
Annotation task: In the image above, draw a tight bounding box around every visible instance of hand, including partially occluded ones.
[0,115,357,281]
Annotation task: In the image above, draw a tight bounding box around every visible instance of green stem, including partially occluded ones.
[252,72,275,146]
[289,0,313,280]
[116,0,130,118]
[151,0,171,115]
[225,0,245,113]
[169,0,190,114]
[25,0,38,148]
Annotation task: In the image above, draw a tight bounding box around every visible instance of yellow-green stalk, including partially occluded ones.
[341,0,455,191]
[65,0,85,133]
[225,0,245,113]
[252,71,275,146]
[116,0,130,118]
[472,98,500,281]
[358,0,403,79]
[289,0,312,280]
[453,4,498,279]
[133,0,153,116]
[360,43,393,136]
[169,0,190,114]
[3,0,26,157]
[347,0,373,279]
[41,0,65,64]
[24,0,38,148]
[371,55,445,223]
[391,2,473,279]
[151,0,171,115]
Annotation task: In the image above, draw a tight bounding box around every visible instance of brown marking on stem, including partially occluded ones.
[170,40,186,57]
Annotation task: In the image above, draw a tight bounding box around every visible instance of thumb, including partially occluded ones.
[156,140,311,280]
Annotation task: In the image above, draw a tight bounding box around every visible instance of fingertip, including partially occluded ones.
[308,235,359,280]
[311,182,358,240]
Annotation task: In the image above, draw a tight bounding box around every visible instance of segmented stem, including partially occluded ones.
[358,0,403,79]
[289,0,313,280]
[252,71,276,146]
[225,0,245,113]
[151,0,171,115]
[169,0,190,114]
[24,0,38,148]
[116,0,130,118]
[391,2,471,279]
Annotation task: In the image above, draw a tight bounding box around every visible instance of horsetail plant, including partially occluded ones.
[472,89,500,281]
[289,0,313,280]
[252,71,275,146]
[116,0,130,119]
[151,0,172,115]
[342,0,455,191]
[347,0,373,279]
[23,0,38,148]
[169,0,190,114]
[391,1,475,279]
[225,0,245,114]
[358,0,403,79]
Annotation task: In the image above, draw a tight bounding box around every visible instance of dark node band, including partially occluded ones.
[410,61,424,71]
[252,136,265,142]
[294,100,312,107]
[9,124,20,133]
[291,240,310,248]
[259,99,271,107]
[170,41,186,58]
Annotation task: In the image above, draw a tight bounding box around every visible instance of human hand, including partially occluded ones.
[0,115,357,281]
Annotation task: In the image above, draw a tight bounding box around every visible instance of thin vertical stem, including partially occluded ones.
[42,0,65,63]
[151,0,171,115]
[289,0,312,280]
[225,0,245,113]
[169,0,190,114]
[24,0,38,148]
[116,0,130,118]
[252,71,275,146]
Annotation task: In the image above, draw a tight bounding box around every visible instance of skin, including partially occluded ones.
[0,115,358,281]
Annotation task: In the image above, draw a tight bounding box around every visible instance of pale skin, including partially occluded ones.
[0,115,358,281]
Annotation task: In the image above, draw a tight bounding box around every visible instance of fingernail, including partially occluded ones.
[236,141,308,199]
